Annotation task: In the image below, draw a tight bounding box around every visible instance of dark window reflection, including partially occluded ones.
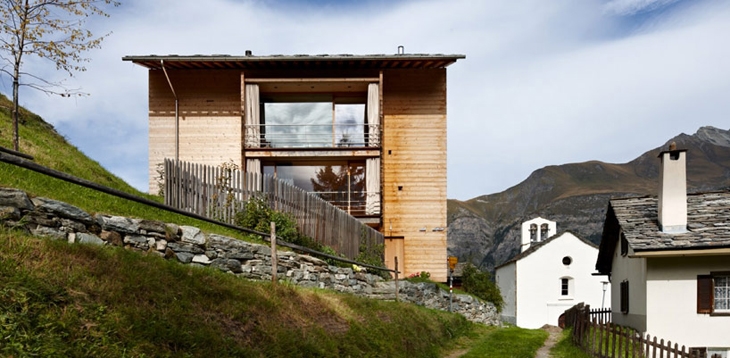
[264,162,366,215]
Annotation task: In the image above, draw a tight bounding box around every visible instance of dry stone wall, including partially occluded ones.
[0,187,500,326]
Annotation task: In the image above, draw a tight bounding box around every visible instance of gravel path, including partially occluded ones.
[535,325,562,358]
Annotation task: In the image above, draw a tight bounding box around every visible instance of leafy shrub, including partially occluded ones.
[234,195,302,243]
[461,263,503,312]
[234,196,344,265]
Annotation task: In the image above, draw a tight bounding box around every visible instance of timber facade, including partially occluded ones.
[123,53,464,282]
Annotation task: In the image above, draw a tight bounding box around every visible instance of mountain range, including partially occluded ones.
[446,126,730,273]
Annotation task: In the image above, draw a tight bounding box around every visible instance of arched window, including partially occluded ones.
[540,223,549,239]
[530,224,538,242]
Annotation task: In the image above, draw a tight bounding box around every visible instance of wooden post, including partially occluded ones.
[271,221,277,284]
[394,256,399,302]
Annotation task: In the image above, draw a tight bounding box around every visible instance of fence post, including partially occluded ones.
[394,256,399,303]
[271,221,277,284]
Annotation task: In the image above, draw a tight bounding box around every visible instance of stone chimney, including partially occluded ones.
[657,142,687,233]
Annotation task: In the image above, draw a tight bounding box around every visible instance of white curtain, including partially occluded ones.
[366,157,380,215]
[367,83,380,147]
[244,84,260,147]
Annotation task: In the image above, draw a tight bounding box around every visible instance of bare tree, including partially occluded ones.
[0,0,119,151]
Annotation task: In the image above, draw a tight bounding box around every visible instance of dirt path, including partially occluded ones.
[535,325,562,358]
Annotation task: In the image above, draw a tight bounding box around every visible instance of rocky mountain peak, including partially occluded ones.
[694,126,730,148]
[448,126,730,273]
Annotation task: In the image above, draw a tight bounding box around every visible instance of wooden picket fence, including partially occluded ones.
[163,159,384,260]
[563,303,705,358]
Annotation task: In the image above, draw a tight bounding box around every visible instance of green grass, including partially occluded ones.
[0,229,474,357]
[550,328,591,358]
[456,325,548,358]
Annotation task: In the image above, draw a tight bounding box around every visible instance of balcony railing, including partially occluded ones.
[309,191,379,216]
[245,123,380,149]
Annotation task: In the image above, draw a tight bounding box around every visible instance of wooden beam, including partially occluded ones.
[245,77,379,83]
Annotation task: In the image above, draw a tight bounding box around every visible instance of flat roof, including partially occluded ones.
[122,53,465,70]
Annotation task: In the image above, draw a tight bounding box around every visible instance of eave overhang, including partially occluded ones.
[631,247,730,258]
[122,54,465,71]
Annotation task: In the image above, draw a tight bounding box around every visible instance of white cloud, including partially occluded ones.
[603,0,681,15]
[4,0,730,200]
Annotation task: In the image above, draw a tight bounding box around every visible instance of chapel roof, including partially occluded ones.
[495,231,597,269]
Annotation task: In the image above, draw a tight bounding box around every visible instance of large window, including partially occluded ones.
[261,95,367,148]
[264,161,367,215]
[698,273,730,314]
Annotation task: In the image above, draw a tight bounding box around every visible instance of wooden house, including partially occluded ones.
[595,147,730,353]
[123,52,464,282]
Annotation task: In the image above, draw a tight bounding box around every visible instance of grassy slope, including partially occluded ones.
[0,230,472,357]
[0,94,249,241]
[0,96,479,356]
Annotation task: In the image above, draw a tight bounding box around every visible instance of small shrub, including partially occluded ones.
[234,196,320,251]
[461,263,503,312]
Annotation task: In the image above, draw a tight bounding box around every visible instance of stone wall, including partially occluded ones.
[0,187,500,326]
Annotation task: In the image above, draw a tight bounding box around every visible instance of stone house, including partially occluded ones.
[595,147,730,354]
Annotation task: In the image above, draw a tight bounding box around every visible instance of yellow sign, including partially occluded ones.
[448,256,458,271]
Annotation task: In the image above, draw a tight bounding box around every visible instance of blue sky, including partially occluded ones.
[2,0,729,200]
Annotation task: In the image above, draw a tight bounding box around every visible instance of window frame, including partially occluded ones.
[559,276,573,299]
[698,271,730,316]
[620,280,629,314]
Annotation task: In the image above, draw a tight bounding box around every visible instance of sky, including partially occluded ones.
[2,0,729,200]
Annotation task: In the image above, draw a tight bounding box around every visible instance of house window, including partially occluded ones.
[562,256,572,266]
[620,280,629,314]
[698,273,730,314]
[620,232,628,256]
[263,161,366,215]
[560,277,573,297]
[261,97,367,148]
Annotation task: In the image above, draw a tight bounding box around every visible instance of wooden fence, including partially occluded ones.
[163,159,384,260]
[563,303,706,358]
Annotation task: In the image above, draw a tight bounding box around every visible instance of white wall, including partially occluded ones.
[514,233,608,328]
[609,239,647,331]
[496,262,517,325]
[646,256,730,348]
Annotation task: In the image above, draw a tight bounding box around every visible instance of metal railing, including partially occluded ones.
[244,123,380,148]
[164,159,383,259]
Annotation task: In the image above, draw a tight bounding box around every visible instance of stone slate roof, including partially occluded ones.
[595,190,730,274]
[612,191,730,251]
[495,231,597,269]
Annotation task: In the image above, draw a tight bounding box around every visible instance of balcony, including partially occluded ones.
[245,123,380,149]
